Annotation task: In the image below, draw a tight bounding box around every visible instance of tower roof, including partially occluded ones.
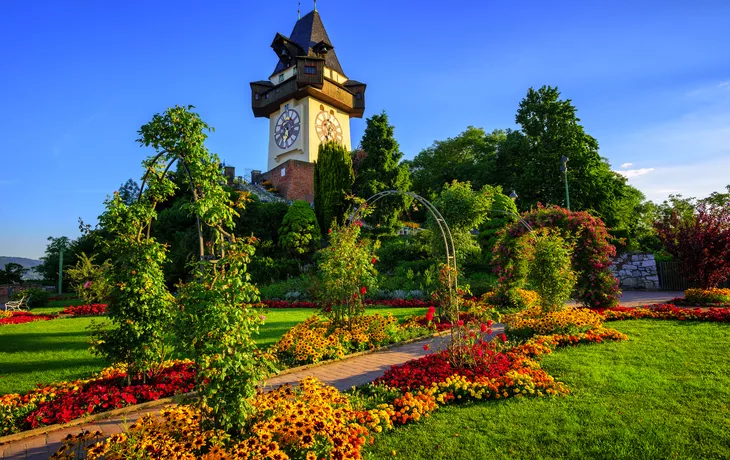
[272,10,345,77]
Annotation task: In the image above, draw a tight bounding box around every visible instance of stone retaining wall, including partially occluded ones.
[610,253,659,290]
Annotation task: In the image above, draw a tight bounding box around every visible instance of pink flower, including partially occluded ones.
[84,281,92,289]
[259,315,266,321]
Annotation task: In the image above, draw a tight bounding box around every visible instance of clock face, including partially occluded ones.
[274,109,301,149]
[315,110,343,143]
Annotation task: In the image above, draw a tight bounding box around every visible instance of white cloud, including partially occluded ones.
[615,168,655,178]
[620,162,633,168]
[623,158,730,202]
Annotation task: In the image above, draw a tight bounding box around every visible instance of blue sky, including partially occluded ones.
[2,0,729,259]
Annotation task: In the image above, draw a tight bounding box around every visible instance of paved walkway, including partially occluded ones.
[0,290,681,459]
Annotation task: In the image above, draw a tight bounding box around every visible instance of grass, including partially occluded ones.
[364,320,730,460]
[0,300,426,395]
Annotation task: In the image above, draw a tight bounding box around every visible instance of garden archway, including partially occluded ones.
[492,205,620,308]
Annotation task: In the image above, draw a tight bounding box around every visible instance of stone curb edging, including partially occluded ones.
[0,329,454,445]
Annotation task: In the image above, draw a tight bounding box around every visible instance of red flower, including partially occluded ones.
[425,311,434,322]
[499,333,507,343]
[457,320,464,327]
[328,229,332,234]
[371,258,377,264]
[423,344,431,351]
[487,319,493,327]
[360,286,367,295]
[480,323,487,333]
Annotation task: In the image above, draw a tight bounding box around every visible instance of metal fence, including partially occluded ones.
[657,261,730,291]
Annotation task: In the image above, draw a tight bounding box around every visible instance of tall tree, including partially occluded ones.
[118,178,141,205]
[497,86,628,226]
[407,127,503,198]
[313,141,355,234]
[354,111,411,234]
[0,263,28,284]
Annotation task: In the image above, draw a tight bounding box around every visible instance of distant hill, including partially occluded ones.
[0,257,41,269]
[0,257,43,281]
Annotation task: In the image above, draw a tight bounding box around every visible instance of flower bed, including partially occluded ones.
[0,360,195,436]
[0,311,56,326]
[272,314,430,365]
[504,306,605,339]
[597,304,730,322]
[684,288,730,305]
[260,298,434,309]
[60,303,107,316]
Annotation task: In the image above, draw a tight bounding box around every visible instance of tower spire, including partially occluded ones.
[314,0,317,12]
[298,1,301,19]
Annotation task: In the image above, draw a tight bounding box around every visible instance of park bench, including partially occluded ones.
[4,294,31,311]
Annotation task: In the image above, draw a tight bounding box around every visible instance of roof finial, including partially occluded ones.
[298,1,301,19]
[314,0,317,12]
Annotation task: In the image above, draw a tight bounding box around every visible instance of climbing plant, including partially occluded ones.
[94,105,273,433]
[492,205,619,308]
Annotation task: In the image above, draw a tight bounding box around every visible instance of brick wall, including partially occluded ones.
[255,160,315,203]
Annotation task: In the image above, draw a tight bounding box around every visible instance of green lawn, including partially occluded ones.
[0,302,426,395]
[364,320,730,460]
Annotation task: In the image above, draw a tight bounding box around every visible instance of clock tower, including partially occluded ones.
[250,9,366,202]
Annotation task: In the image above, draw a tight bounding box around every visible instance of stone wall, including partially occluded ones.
[610,253,659,290]
[253,159,315,203]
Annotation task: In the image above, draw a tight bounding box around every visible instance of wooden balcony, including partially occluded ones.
[252,74,365,118]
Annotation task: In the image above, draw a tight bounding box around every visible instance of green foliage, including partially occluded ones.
[177,237,276,432]
[354,111,411,234]
[523,231,577,311]
[428,181,493,265]
[0,263,27,284]
[315,222,379,328]
[478,188,519,263]
[117,178,141,206]
[66,253,110,304]
[258,276,313,300]
[313,140,355,234]
[407,127,504,197]
[279,200,321,256]
[493,206,620,308]
[11,287,50,308]
[375,234,431,274]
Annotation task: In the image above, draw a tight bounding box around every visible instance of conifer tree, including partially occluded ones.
[313,141,355,234]
[354,111,411,234]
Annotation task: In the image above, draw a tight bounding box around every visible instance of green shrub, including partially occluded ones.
[66,252,111,304]
[279,200,321,256]
[11,287,50,308]
[524,231,577,311]
[259,277,313,300]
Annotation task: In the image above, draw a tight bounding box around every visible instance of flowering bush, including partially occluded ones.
[597,304,730,322]
[57,378,372,460]
[481,288,540,311]
[0,311,56,326]
[259,298,435,309]
[0,361,195,435]
[492,205,620,308]
[684,288,730,305]
[504,307,605,339]
[273,314,429,365]
[60,304,108,316]
[0,310,11,320]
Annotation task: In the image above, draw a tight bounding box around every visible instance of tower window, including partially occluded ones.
[356,92,362,100]
[255,93,260,100]
[304,65,317,75]
[279,74,284,83]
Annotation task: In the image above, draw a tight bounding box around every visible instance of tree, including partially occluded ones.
[279,200,321,256]
[429,181,493,265]
[354,111,411,234]
[118,178,141,205]
[654,201,730,289]
[478,188,519,263]
[407,127,504,198]
[313,140,355,234]
[525,231,577,311]
[495,86,629,227]
[0,263,27,284]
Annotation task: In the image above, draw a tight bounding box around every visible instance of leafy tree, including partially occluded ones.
[279,200,321,256]
[407,127,504,198]
[429,181,493,265]
[654,201,730,289]
[313,140,355,234]
[118,178,141,205]
[315,221,379,329]
[354,111,411,234]
[495,86,629,227]
[0,263,27,284]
